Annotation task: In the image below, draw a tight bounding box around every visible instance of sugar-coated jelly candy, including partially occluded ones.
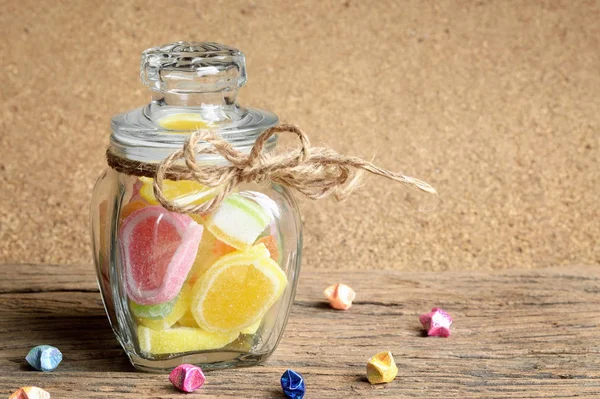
[120,206,203,305]
[204,193,271,250]
[130,297,177,320]
[177,311,198,328]
[186,216,220,284]
[178,311,262,335]
[136,285,192,330]
[137,325,239,355]
[119,200,146,224]
[159,113,211,131]
[190,244,287,333]
[257,235,280,262]
[139,177,219,207]
[240,319,261,335]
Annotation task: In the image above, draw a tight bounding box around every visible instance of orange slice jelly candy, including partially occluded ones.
[120,201,147,224]
[256,235,280,262]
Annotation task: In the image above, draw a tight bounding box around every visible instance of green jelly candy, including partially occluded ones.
[130,296,177,319]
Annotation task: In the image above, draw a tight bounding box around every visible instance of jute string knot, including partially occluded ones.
[106,124,436,214]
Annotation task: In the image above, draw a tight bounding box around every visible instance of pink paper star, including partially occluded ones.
[419,308,452,337]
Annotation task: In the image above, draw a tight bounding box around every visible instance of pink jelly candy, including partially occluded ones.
[169,364,206,393]
[419,308,452,337]
[120,206,203,305]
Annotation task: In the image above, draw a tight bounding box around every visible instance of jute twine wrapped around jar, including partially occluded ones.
[106,124,436,214]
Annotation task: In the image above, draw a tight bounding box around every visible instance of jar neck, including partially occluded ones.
[148,89,244,124]
[152,89,239,107]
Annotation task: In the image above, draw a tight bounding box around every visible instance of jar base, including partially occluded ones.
[127,351,273,373]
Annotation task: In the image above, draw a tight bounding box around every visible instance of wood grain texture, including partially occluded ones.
[1,264,599,398]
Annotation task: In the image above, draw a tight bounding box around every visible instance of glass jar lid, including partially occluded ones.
[110,42,278,163]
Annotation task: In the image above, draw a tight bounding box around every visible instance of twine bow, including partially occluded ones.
[106,124,436,214]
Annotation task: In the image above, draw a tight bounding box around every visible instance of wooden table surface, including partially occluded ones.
[1,264,599,398]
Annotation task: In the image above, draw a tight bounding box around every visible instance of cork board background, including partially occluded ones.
[1,0,598,271]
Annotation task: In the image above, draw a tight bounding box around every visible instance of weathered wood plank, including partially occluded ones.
[0,265,599,398]
[0,264,97,293]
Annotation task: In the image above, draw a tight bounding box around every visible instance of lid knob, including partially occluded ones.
[140,41,247,94]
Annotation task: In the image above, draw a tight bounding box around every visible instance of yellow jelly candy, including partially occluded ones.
[240,319,261,335]
[137,285,191,330]
[179,311,262,335]
[186,218,219,284]
[138,177,220,207]
[158,113,211,131]
[190,244,287,333]
[138,325,239,355]
[366,351,398,384]
[177,311,198,328]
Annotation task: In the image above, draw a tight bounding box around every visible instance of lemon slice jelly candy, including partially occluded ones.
[137,285,192,330]
[138,325,239,355]
[190,244,287,333]
[158,113,211,131]
[139,177,220,208]
[120,206,203,305]
[178,311,262,336]
[204,193,271,250]
[240,319,262,335]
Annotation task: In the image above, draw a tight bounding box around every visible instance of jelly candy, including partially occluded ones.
[186,217,220,284]
[137,285,191,330]
[119,200,146,224]
[25,345,62,372]
[137,325,239,355]
[139,177,219,207]
[178,311,262,335]
[366,351,398,384]
[281,369,305,399]
[256,235,280,262]
[323,283,356,310]
[8,387,50,399]
[204,193,271,250]
[159,113,211,131]
[240,319,261,335]
[190,244,287,333]
[120,206,203,305]
[419,308,452,337]
[212,239,236,258]
[130,297,177,320]
[169,363,206,393]
[177,311,198,328]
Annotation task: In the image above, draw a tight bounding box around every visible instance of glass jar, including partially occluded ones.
[90,42,302,372]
